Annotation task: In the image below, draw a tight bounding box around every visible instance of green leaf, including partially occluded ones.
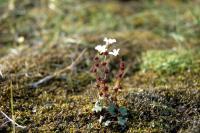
[117,117,127,126]
[118,107,128,116]
[107,103,116,116]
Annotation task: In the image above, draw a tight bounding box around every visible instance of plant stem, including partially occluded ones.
[10,82,15,133]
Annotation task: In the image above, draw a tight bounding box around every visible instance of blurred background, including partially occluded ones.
[0,0,200,54]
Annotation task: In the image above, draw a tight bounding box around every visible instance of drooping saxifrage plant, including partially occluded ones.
[90,38,128,129]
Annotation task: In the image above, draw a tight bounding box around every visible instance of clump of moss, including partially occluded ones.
[140,48,199,74]
[125,88,200,132]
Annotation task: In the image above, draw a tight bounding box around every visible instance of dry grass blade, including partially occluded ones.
[28,48,87,89]
[0,111,26,129]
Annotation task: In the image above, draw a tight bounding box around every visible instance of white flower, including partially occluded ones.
[0,65,4,78]
[98,115,104,123]
[0,70,3,78]
[104,120,111,126]
[17,36,24,43]
[95,45,107,53]
[92,101,103,113]
[104,37,116,45]
[109,49,120,56]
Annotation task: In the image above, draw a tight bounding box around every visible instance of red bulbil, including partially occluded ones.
[94,56,99,61]
[102,62,107,66]
[99,92,103,96]
[93,68,97,73]
[120,62,125,68]
[119,85,122,90]
[120,67,125,71]
[114,87,118,93]
[118,73,123,78]
[104,69,109,74]
[96,84,100,88]
[95,63,99,67]
[103,86,109,91]
[97,77,101,82]
[120,62,125,71]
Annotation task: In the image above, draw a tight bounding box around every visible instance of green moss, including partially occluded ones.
[141,48,200,74]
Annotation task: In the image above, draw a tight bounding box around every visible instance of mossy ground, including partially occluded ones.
[0,0,200,132]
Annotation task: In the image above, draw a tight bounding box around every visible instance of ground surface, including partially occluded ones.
[0,0,200,132]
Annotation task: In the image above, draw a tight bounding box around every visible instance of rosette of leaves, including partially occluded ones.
[107,103,128,127]
[93,102,128,128]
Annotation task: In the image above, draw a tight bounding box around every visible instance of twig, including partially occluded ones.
[0,111,26,129]
[28,75,54,89]
[28,49,87,89]
[54,48,87,75]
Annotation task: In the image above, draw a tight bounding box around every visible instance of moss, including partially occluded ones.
[140,48,200,74]
[125,87,200,132]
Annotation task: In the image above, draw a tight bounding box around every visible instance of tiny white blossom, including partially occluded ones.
[17,36,24,43]
[95,45,107,53]
[109,49,120,56]
[104,37,116,45]
[98,115,104,123]
[92,101,103,113]
[104,120,111,126]
[0,70,3,78]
